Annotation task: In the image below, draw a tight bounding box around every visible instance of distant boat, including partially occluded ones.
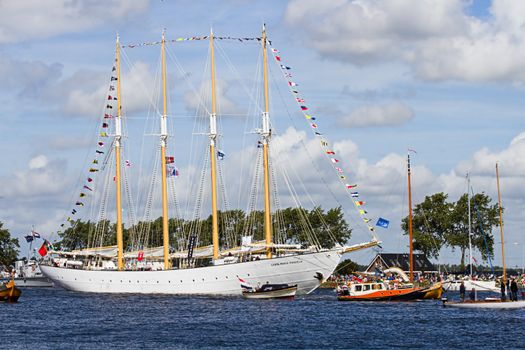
[11,259,53,288]
[443,164,525,309]
[0,279,21,302]
[242,283,297,299]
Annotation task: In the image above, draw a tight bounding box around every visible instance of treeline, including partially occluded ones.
[402,192,500,268]
[0,222,19,267]
[57,206,352,251]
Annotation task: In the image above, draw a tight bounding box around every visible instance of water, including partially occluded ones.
[3,288,525,349]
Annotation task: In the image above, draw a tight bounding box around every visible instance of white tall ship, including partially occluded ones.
[41,27,379,295]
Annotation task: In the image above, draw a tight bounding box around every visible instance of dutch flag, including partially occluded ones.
[238,277,253,291]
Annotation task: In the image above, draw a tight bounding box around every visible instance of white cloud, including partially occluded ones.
[0,0,149,44]
[0,56,63,97]
[284,0,525,83]
[28,155,48,169]
[337,101,414,127]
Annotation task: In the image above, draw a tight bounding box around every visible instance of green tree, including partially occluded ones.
[0,222,20,267]
[401,193,451,259]
[446,193,499,268]
[334,259,362,276]
[403,192,499,268]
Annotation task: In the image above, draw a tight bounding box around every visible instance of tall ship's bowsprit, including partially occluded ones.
[40,27,380,295]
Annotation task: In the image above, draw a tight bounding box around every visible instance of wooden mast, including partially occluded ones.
[261,24,273,259]
[496,163,506,285]
[407,152,414,282]
[209,29,220,260]
[115,35,124,271]
[160,31,170,269]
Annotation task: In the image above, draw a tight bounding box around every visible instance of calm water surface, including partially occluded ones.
[3,287,525,349]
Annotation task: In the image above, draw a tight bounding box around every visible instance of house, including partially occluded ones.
[365,253,437,274]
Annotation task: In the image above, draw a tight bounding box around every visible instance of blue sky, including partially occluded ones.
[1,0,525,268]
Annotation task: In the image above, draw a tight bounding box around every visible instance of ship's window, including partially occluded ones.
[193,279,195,282]
[226,276,228,279]
[355,285,362,291]
[363,285,371,291]
[157,281,159,283]
[373,284,382,290]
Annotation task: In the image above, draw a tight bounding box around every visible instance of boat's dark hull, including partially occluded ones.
[338,287,426,301]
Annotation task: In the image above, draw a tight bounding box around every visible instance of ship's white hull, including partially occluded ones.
[13,277,54,288]
[41,250,341,295]
[443,280,499,293]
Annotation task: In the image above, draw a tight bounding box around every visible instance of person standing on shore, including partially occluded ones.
[501,279,506,301]
[459,281,466,302]
[510,279,518,301]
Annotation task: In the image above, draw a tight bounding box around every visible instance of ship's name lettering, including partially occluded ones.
[270,260,302,267]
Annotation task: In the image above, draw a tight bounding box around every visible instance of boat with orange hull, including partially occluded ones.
[0,279,22,302]
[337,282,426,301]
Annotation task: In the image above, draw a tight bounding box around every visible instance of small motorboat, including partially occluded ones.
[242,283,297,299]
[0,279,22,302]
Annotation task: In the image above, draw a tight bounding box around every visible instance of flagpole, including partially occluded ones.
[261,24,273,259]
[209,29,220,261]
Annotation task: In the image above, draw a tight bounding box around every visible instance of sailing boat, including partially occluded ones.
[8,229,53,288]
[442,173,499,293]
[40,27,379,295]
[443,163,525,308]
[338,152,442,301]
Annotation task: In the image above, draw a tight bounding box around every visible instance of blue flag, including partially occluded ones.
[376,217,390,229]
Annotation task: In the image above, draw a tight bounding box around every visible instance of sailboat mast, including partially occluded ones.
[467,173,473,277]
[496,163,506,284]
[209,30,220,260]
[160,31,170,269]
[115,35,124,271]
[407,152,414,282]
[261,24,273,259]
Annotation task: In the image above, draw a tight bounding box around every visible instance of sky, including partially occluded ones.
[0,0,524,268]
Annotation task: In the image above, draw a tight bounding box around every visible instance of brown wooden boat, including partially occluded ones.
[0,279,22,302]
